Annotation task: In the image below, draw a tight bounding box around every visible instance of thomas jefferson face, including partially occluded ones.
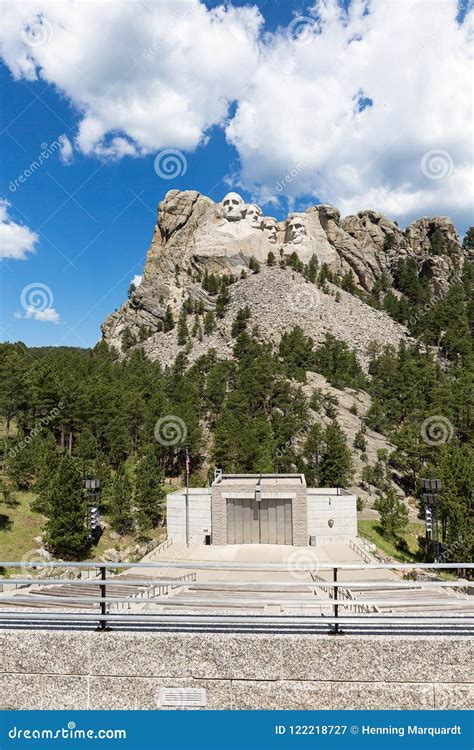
[246,204,263,229]
[263,217,278,244]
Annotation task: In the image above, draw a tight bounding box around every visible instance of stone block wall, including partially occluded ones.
[0,630,471,710]
[307,492,357,545]
[166,489,212,544]
[211,483,308,546]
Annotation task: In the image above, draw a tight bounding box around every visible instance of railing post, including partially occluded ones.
[330,566,343,635]
[96,565,110,632]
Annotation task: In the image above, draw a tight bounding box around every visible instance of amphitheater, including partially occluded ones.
[1,475,472,710]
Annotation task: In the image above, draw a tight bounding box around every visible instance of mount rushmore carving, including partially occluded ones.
[219,191,307,247]
[101,188,465,355]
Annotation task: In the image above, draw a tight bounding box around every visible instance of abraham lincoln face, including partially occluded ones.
[287,216,307,244]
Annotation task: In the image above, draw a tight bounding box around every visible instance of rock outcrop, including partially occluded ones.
[101,189,466,359]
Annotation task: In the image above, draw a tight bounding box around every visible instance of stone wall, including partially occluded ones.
[166,489,212,544]
[307,492,357,545]
[211,483,308,546]
[0,630,471,710]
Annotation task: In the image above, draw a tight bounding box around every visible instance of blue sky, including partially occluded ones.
[0,0,472,348]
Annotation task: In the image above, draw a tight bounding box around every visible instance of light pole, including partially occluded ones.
[421,477,441,563]
[185,447,190,548]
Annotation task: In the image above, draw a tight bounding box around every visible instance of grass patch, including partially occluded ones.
[358,519,425,563]
[0,491,46,564]
[0,489,167,568]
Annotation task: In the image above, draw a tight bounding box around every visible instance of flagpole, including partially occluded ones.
[185,447,189,548]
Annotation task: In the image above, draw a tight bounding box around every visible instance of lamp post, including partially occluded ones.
[84,476,102,542]
[185,447,190,548]
[421,478,441,563]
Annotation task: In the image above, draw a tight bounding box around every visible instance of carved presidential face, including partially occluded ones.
[263,217,278,244]
[222,192,246,222]
[287,216,307,244]
[246,204,263,229]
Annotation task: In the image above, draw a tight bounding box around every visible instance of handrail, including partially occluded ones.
[1,561,472,571]
[1,560,472,633]
[0,578,471,588]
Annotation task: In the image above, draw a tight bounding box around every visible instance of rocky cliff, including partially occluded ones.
[101,189,466,364]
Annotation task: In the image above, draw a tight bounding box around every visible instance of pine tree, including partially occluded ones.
[266,251,276,266]
[121,327,137,351]
[374,487,408,540]
[109,468,134,534]
[134,453,166,534]
[75,427,98,471]
[216,286,231,318]
[203,311,216,334]
[177,311,189,346]
[304,423,325,486]
[44,454,91,559]
[320,422,353,487]
[163,306,175,332]
[305,254,319,283]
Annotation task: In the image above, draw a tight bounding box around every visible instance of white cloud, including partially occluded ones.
[15,306,60,322]
[26,306,60,322]
[131,274,142,288]
[59,134,73,164]
[0,200,38,259]
[0,0,472,229]
[226,0,474,229]
[0,0,262,158]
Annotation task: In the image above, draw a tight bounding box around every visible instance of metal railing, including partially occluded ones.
[0,561,473,633]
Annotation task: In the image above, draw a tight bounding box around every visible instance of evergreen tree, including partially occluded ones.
[231,306,251,338]
[266,251,276,266]
[279,326,315,382]
[163,306,175,332]
[203,311,216,335]
[304,423,325,485]
[249,256,260,273]
[177,311,189,346]
[44,454,91,559]
[374,487,408,540]
[75,427,98,470]
[121,327,137,351]
[109,468,134,534]
[216,286,231,318]
[134,452,166,534]
[304,254,319,283]
[320,422,353,487]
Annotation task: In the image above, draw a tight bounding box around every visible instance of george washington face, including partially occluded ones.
[222,192,246,222]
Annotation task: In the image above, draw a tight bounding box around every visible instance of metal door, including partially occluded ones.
[226,498,292,544]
